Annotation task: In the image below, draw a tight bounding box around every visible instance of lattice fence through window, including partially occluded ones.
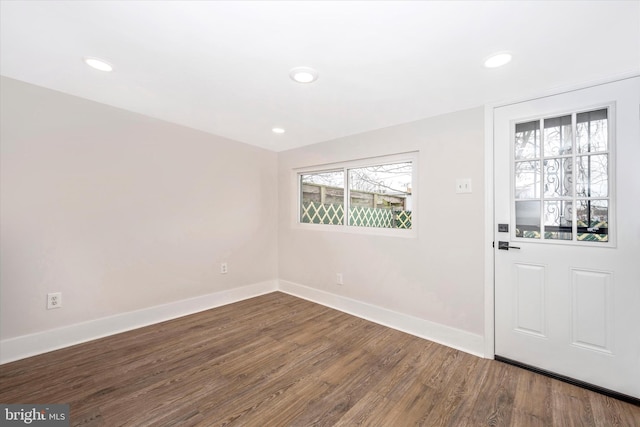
[301,202,411,229]
[350,206,393,228]
[395,210,412,229]
[300,201,344,225]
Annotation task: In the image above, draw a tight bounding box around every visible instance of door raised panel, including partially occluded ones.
[571,268,613,353]
[513,263,546,337]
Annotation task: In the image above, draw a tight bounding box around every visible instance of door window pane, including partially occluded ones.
[577,200,608,242]
[544,201,572,240]
[516,200,541,239]
[576,155,608,197]
[515,121,540,160]
[543,158,573,197]
[544,115,572,156]
[515,161,540,199]
[577,109,608,153]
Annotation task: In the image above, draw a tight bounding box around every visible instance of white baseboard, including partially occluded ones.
[2,279,486,364]
[278,280,485,358]
[0,280,278,364]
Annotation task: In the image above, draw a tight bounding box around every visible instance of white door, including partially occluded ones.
[494,77,640,399]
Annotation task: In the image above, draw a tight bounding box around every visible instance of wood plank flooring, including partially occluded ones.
[1,292,638,426]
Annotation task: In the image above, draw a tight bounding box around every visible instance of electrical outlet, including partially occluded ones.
[456,178,472,193]
[220,262,228,274]
[47,292,62,310]
[336,273,343,285]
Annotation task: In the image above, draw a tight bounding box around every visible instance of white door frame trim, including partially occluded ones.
[483,103,495,359]
[483,71,640,359]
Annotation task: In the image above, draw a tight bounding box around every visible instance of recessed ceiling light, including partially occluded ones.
[272,127,286,134]
[83,56,113,72]
[484,52,512,68]
[289,67,318,84]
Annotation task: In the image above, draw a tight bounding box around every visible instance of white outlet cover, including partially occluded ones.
[456,178,472,193]
[47,292,62,309]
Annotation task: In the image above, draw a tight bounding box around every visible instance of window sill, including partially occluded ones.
[292,222,418,238]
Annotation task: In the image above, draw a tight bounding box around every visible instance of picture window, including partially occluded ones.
[298,154,416,233]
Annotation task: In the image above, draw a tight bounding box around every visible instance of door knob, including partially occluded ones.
[498,241,521,250]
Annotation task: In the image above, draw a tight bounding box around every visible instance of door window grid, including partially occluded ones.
[513,108,610,243]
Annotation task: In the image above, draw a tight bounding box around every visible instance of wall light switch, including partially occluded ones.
[456,179,472,194]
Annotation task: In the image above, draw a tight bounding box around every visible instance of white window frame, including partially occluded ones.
[293,152,418,238]
[509,103,616,247]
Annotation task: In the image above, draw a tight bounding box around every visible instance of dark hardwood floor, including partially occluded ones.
[1,292,638,426]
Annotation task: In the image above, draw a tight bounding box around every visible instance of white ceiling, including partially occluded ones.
[1,1,639,152]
